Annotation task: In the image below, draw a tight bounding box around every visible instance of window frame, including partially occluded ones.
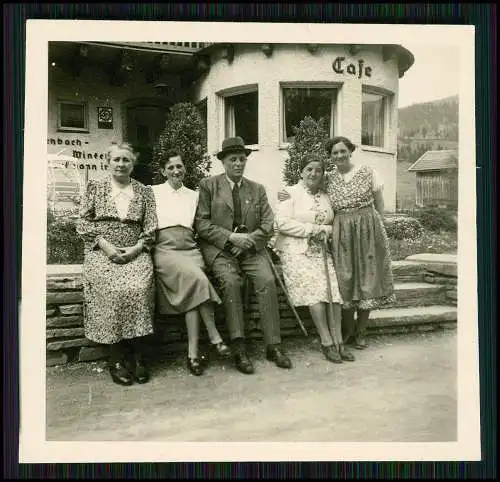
[361,86,395,153]
[57,99,89,133]
[217,84,260,150]
[279,82,341,149]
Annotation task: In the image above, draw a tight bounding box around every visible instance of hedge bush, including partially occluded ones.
[47,208,84,264]
[283,116,330,186]
[384,216,424,241]
[413,206,457,233]
[151,102,211,189]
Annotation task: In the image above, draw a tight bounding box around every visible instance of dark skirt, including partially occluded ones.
[153,226,222,315]
[331,205,395,310]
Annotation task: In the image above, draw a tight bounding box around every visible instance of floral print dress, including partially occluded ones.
[274,182,343,307]
[76,176,157,344]
[324,165,395,310]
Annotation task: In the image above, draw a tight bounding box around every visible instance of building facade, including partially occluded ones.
[47,41,413,212]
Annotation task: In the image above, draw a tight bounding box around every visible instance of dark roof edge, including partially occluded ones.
[195,43,415,77]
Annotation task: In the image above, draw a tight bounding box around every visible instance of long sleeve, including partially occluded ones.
[76,180,108,249]
[275,193,316,238]
[194,179,232,250]
[249,186,275,250]
[139,186,158,252]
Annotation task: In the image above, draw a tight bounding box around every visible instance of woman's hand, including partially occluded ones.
[277,190,291,202]
[98,238,126,264]
[312,224,333,240]
[118,244,143,263]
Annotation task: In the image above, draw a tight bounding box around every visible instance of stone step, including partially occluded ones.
[368,305,457,332]
[391,260,426,282]
[386,282,448,308]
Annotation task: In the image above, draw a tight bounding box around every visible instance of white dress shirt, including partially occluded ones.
[225,175,242,191]
[109,178,134,219]
[151,182,199,230]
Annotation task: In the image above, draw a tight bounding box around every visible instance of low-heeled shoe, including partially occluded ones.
[187,357,205,376]
[321,344,343,364]
[109,362,134,386]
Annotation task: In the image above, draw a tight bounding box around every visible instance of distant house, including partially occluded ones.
[408,150,458,209]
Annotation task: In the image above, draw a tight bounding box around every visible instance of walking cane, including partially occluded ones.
[320,233,341,351]
[233,225,308,337]
[264,248,309,337]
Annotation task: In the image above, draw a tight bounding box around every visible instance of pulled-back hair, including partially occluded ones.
[159,148,183,169]
[324,136,357,155]
[107,142,138,162]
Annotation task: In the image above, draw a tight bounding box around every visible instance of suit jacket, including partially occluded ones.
[194,174,275,267]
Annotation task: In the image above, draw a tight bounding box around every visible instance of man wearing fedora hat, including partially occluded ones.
[195,136,292,374]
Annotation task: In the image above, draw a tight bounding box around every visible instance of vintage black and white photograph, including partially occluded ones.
[20,21,479,463]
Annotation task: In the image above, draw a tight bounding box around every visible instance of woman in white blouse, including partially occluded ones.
[151,149,230,376]
[274,154,355,364]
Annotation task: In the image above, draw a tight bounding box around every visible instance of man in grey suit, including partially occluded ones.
[195,136,292,374]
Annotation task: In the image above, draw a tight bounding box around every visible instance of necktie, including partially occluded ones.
[232,182,242,229]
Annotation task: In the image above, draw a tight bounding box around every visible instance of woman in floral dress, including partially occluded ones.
[323,136,395,348]
[76,142,157,386]
[279,136,395,350]
[274,154,355,363]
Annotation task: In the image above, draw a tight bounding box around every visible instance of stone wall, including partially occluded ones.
[46,258,458,367]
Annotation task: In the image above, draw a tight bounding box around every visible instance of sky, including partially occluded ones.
[397,43,460,108]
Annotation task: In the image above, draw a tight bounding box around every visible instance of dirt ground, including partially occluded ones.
[46,330,457,442]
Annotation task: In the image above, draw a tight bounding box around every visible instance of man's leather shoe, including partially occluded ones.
[234,352,255,374]
[266,345,292,369]
[109,362,134,386]
[134,359,150,384]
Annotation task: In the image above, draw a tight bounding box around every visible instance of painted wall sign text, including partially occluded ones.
[47,137,88,147]
[332,57,372,79]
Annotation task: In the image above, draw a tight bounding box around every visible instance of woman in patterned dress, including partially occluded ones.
[151,149,230,377]
[323,136,395,349]
[278,137,395,350]
[76,142,157,386]
[274,155,355,363]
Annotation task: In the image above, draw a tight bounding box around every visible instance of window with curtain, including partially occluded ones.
[362,90,390,148]
[224,91,259,146]
[282,87,337,143]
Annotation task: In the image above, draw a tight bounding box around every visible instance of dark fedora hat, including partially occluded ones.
[216,136,252,160]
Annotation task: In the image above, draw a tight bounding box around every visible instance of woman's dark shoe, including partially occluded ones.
[339,344,356,362]
[187,357,205,376]
[213,341,231,358]
[354,336,368,350]
[321,344,343,364]
[134,359,150,384]
[109,362,134,386]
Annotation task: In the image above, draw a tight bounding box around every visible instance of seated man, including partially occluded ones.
[194,136,292,375]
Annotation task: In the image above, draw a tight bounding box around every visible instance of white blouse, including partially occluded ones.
[109,178,134,220]
[274,182,334,255]
[150,182,199,230]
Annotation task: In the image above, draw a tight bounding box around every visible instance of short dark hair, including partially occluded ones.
[159,149,182,169]
[324,136,357,155]
[299,154,325,173]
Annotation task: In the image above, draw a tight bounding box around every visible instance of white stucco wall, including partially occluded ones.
[192,43,402,211]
